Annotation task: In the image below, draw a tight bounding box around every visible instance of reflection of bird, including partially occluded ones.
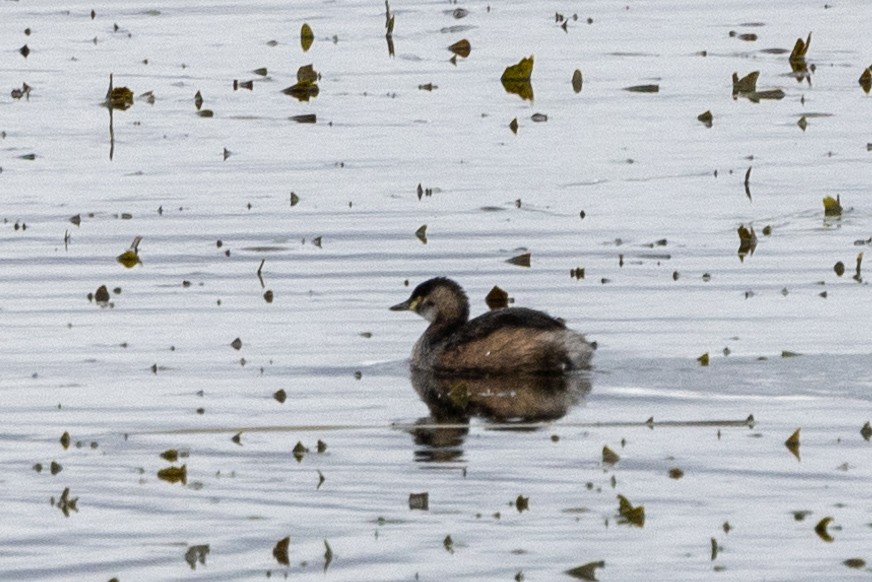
[390,277,593,376]
[116,235,143,268]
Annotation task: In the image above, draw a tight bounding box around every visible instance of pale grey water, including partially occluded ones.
[2,0,871,580]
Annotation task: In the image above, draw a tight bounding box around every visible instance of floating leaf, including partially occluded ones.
[273,536,290,565]
[107,87,134,110]
[301,23,314,52]
[822,195,842,217]
[501,56,534,100]
[697,352,709,366]
[565,561,604,581]
[617,494,645,527]
[814,516,834,542]
[572,69,583,93]
[448,39,471,58]
[415,224,427,244]
[501,55,533,82]
[785,428,801,460]
[789,32,811,64]
[157,464,187,485]
[737,225,757,261]
[860,67,872,94]
[731,71,759,95]
[485,286,509,310]
[443,535,454,553]
[797,115,808,131]
[697,110,713,127]
[624,84,659,93]
[94,285,111,303]
[293,441,308,462]
[602,446,620,465]
[184,544,209,570]
[506,252,531,267]
[409,492,429,510]
[297,64,319,84]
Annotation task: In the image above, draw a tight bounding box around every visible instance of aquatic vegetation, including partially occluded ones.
[784,428,801,460]
[448,39,471,58]
[301,23,314,52]
[273,536,290,565]
[501,56,534,100]
[572,69,583,93]
[616,494,645,527]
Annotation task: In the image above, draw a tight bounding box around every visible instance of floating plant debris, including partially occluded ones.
[844,558,866,569]
[293,441,308,462]
[53,487,78,517]
[409,492,429,510]
[297,64,319,84]
[274,389,287,403]
[617,494,645,527]
[301,23,314,52]
[506,252,531,267]
[93,285,111,303]
[823,195,842,217]
[697,352,709,366]
[184,544,209,570]
[273,536,290,565]
[509,118,518,133]
[197,109,214,117]
[231,432,242,445]
[784,428,801,460]
[744,166,752,200]
[485,285,509,310]
[565,561,604,581]
[232,79,253,91]
[283,66,320,101]
[443,535,454,553]
[157,465,187,484]
[105,75,134,110]
[160,449,179,462]
[501,55,534,100]
[834,261,845,277]
[572,69,583,93]
[116,235,142,268]
[230,337,242,350]
[624,84,659,93]
[860,67,872,94]
[814,516,834,542]
[854,252,864,282]
[602,446,620,465]
[20,44,30,58]
[253,67,268,76]
[737,225,757,260]
[448,39,471,58]
[862,421,872,441]
[789,32,812,65]
[194,90,203,110]
[531,112,547,122]
[515,495,529,512]
[697,110,713,127]
[323,540,333,571]
[797,116,808,131]
[60,431,70,449]
[415,224,427,244]
[668,467,684,479]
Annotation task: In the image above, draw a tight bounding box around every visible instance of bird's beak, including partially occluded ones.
[389,297,418,312]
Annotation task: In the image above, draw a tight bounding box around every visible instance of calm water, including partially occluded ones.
[2,0,871,580]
